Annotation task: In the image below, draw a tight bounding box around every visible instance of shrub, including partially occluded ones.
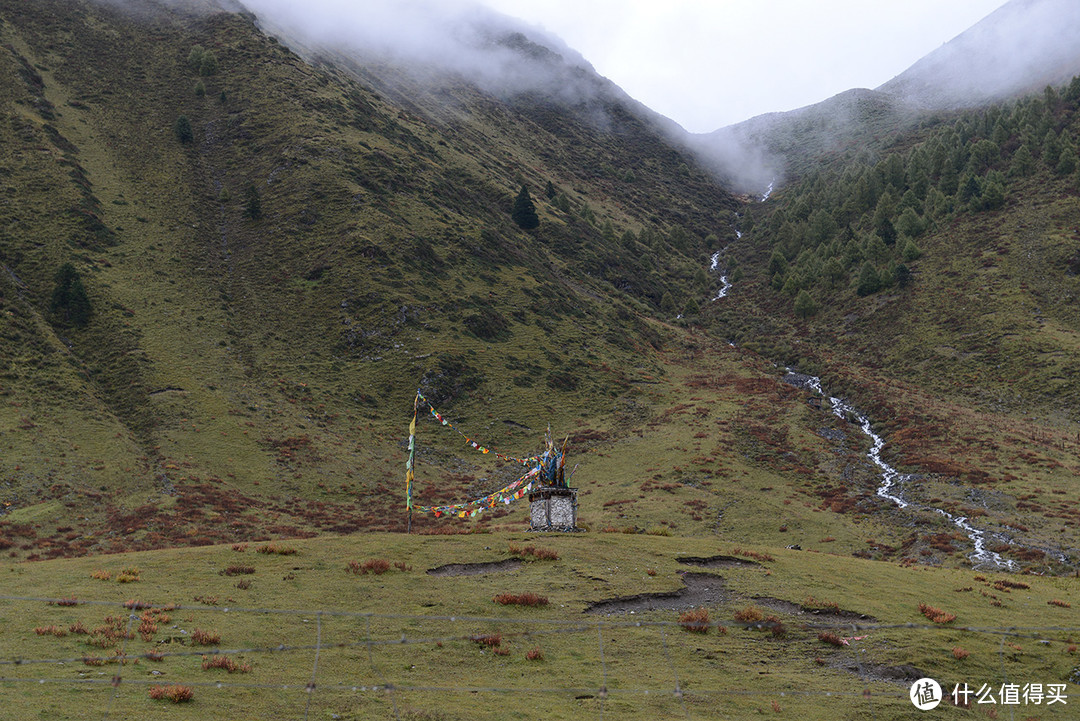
[52,596,80,607]
[1048,599,1071,608]
[231,543,248,552]
[90,570,111,581]
[734,606,764,623]
[952,647,970,660]
[202,655,251,673]
[525,647,544,661]
[116,567,140,583]
[256,543,296,555]
[492,646,511,656]
[492,593,548,607]
[818,632,845,647]
[731,547,774,563]
[679,607,710,634]
[149,685,194,703]
[918,603,956,624]
[471,634,501,648]
[34,625,66,637]
[191,628,221,646]
[220,565,255,576]
[347,559,391,575]
[69,621,89,635]
[507,544,558,562]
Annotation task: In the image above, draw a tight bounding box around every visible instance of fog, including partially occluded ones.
[96,0,1080,194]
[878,0,1080,109]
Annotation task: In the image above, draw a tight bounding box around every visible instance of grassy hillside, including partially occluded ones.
[0,0,742,551]
[712,88,1080,571]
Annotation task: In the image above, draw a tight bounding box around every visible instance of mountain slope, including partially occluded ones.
[0,0,748,552]
[698,0,1080,187]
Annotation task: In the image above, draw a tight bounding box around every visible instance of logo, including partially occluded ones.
[910,678,942,710]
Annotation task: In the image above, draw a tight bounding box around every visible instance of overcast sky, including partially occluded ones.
[479,0,1008,132]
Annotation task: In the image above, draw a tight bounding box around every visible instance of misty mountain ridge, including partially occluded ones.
[699,0,1080,186]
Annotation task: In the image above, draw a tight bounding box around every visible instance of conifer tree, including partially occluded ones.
[511,186,539,230]
[49,263,91,327]
[174,115,193,144]
[794,289,818,318]
[243,183,262,220]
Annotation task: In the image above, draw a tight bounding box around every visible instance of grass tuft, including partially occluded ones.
[149,685,194,703]
[492,592,548,607]
[678,607,710,634]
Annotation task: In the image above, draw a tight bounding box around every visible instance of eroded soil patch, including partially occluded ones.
[677,554,760,569]
[752,596,876,623]
[426,559,523,576]
[584,572,728,614]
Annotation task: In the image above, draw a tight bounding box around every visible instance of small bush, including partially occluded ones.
[123,599,150,610]
[471,634,501,648]
[492,646,511,656]
[348,559,391,575]
[507,543,558,561]
[69,621,89,635]
[220,565,255,576]
[1048,599,1071,608]
[818,632,845,647]
[149,685,194,703]
[35,625,66,637]
[202,655,251,673]
[52,596,80,607]
[116,567,140,583]
[191,628,221,646]
[525,647,544,661]
[91,570,111,581]
[952,647,970,660]
[679,607,710,634]
[256,542,297,555]
[734,606,764,623]
[764,615,786,638]
[492,593,548,607]
[731,547,774,563]
[231,543,248,552]
[918,603,956,624]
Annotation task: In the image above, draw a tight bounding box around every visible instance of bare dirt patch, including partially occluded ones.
[426,559,523,577]
[676,554,760,568]
[584,572,729,614]
[752,596,876,623]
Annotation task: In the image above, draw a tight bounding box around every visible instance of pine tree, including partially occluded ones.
[174,115,193,144]
[511,186,539,230]
[794,289,818,318]
[49,263,91,327]
[243,183,262,220]
[856,262,881,297]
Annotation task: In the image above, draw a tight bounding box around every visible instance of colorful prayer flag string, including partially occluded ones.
[416,391,539,466]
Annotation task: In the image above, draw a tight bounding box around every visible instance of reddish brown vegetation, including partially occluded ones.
[818,632,844,647]
[191,628,221,646]
[508,543,558,561]
[202,654,252,673]
[149,685,194,703]
[678,607,710,634]
[525,647,544,661]
[492,593,548,607]
[918,603,957,624]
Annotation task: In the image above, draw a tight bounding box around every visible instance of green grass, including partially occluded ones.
[2,533,1078,719]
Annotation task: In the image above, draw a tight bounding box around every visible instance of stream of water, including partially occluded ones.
[784,371,1016,570]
